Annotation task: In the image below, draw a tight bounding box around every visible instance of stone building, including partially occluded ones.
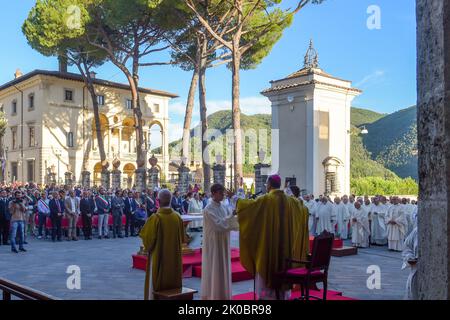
[261,40,361,196]
[0,68,177,187]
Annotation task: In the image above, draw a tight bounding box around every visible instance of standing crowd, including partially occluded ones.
[298,193,418,252]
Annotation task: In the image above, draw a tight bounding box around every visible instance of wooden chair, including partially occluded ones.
[275,230,334,300]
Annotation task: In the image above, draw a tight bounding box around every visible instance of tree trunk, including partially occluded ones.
[231,43,243,190]
[88,86,107,169]
[77,63,107,171]
[131,53,145,171]
[199,40,211,192]
[182,67,200,162]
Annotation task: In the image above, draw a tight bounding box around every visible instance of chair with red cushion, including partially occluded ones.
[108,214,113,226]
[275,230,334,300]
[76,216,84,228]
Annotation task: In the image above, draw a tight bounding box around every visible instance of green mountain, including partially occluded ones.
[165,106,417,180]
[351,107,386,127]
[363,106,417,180]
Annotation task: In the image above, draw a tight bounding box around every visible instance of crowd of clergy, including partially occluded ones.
[298,193,418,252]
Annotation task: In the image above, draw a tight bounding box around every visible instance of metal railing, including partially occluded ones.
[0,278,59,300]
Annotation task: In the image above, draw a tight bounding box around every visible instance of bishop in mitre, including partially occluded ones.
[201,184,239,300]
[236,175,309,300]
[139,189,184,300]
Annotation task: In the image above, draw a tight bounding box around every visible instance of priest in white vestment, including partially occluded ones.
[201,184,239,300]
[303,194,317,236]
[385,197,407,251]
[402,224,418,300]
[401,198,415,237]
[343,195,354,237]
[333,197,350,239]
[370,197,388,245]
[315,197,335,235]
[351,201,370,248]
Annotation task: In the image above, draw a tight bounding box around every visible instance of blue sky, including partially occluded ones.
[0,0,416,142]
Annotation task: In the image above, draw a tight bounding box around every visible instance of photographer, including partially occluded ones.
[8,190,27,253]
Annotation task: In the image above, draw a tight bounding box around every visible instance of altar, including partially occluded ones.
[181,215,204,255]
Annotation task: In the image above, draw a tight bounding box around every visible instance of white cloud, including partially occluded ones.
[355,70,385,87]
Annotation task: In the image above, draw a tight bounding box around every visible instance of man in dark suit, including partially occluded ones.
[49,191,64,242]
[0,190,11,245]
[171,190,182,213]
[124,191,137,237]
[80,190,94,240]
[141,189,156,217]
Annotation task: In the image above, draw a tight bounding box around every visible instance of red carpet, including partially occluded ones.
[192,260,253,282]
[132,248,242,279]
[232,289,358,300]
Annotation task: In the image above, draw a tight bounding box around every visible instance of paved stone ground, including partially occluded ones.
[0,231,408,300]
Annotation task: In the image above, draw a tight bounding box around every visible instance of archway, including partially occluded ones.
[148,121,163,155]
[93,162,102,186]
[122,117,136,154]
[123,163,136,189]
[92,114,109,152]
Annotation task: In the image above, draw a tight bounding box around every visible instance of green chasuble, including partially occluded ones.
[139,208,184,299]
[237,189,309,289]
[292,198,310,268]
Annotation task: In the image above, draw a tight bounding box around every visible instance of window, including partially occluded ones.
[11,126,17,149]
[67,132,74,148]
[28,93,35,110]
[27,160,35,183]
[12,100,17,115]
[126,99,132,109]
[28,125,35,147]
[97,95,105,106]
[65,89,74,102]
[152,103,160,113]
[11,162,18,182]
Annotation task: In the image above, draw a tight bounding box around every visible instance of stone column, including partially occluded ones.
[81,171,91,188]
[417,0,450,300]
[148,167,159,191]
[254,163,270,195]
[135,168,147,192]
[118,127,122,157]
[64,171,73,187]
[101,169,110,189]
[178,162,190,194]
[212,164,226,186]
[111,169,121,189]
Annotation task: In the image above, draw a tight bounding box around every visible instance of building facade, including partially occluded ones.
[0,69,177,187]
[261,41,361,196]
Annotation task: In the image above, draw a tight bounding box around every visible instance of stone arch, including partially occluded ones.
[123,163,136,189]
[148,121,163,155]
[93,162,103,186]
[92,113,109,151]
[122,117,136,154]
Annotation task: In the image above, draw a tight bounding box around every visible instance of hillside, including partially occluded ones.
[351,107,385,127]
[363,106,417,180]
